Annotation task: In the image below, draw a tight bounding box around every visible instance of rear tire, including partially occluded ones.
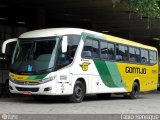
[69,81,85,103]
[125,82,140,99]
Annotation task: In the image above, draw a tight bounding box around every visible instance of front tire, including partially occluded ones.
[69,81,85,103]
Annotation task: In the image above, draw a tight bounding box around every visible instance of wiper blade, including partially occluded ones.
[37,67,54,73]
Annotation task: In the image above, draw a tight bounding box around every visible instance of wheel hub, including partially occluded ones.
[75,86,82,98]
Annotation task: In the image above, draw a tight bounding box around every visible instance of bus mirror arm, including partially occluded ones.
[62,36,68,53]
[2,38,17,54]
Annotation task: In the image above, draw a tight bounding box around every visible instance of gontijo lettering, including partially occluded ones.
[125,66,146,74]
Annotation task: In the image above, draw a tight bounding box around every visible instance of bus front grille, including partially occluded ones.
[13,80,41,85]
[16,87,39,92]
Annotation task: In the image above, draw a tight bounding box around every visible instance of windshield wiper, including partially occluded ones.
[36,67,54,74]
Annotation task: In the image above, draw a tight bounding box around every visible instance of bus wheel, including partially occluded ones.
[126,82,140,99]
[96,93,111,99]
[69,81,85,103]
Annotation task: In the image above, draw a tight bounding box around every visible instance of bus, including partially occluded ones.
[2,28,158,102]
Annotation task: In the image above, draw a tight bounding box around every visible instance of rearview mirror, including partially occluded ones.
[2,38,17,54]
[62,36,68,53]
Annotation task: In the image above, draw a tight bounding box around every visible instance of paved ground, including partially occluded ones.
[0,91,160,114]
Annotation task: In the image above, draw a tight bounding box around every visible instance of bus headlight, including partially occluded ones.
[41,75,56,83]
[9,76,14,82]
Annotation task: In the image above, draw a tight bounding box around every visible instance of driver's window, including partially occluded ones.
[57,35,81,69]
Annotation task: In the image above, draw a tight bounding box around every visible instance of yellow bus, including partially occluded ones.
[2,28,158,102]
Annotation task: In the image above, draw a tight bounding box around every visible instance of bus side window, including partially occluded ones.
[129,47,136,62]
[82,51,91,58]
[82,38,99,59]
[82,39,92,58]
[100,42,109,60]
[100,41,115,60]
[141,49,149,64]
[135,48,140,63]
[149,51,157,65]
[117,45,128,61]
[107,43,115,60]
[92,40,99,58]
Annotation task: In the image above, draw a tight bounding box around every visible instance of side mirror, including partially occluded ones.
[62,36,68,53]
[2,38,17,54]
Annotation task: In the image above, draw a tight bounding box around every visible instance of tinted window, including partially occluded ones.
[149,51,157,65]
[128,47,140,63]
[129,47,135,62]
[82,38,99,59]
[67,35,81,58]
[135,48,140,63]
[141,49,149,64]
[57,35,81,70]
[116,45,128,61]
[100,42,115,60]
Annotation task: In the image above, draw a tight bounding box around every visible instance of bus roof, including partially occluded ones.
[83,29,157,51]
[104,34,157,51]
[19,28,83,38]
[19,28,157,51]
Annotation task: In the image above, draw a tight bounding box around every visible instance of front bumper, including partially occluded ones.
[9,80,57,95]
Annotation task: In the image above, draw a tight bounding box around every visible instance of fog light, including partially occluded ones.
[44,87,52,91]
[9,86,13,90]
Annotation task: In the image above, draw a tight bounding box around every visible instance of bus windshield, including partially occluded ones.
[11,37,59,74]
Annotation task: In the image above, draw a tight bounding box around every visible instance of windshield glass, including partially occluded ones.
[11,37,59,74]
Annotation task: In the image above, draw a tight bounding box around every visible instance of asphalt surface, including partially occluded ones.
[0,91,160,115]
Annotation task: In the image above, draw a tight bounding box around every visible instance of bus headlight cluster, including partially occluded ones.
[41,75,56,83]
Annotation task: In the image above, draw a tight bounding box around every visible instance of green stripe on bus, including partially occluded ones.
[94,60,125,88]
[35,74,48,80]
[105,62,125,87]
[27,74,47,81]
[28,76,37,80]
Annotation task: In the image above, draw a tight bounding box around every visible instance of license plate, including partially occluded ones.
[22,91,32,95]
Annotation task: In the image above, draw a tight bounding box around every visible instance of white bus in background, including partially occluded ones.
[2,28,158,102]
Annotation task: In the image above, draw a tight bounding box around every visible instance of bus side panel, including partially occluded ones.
[117,63,158,92]
[56,68,71,95]
[93,60,127,93]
